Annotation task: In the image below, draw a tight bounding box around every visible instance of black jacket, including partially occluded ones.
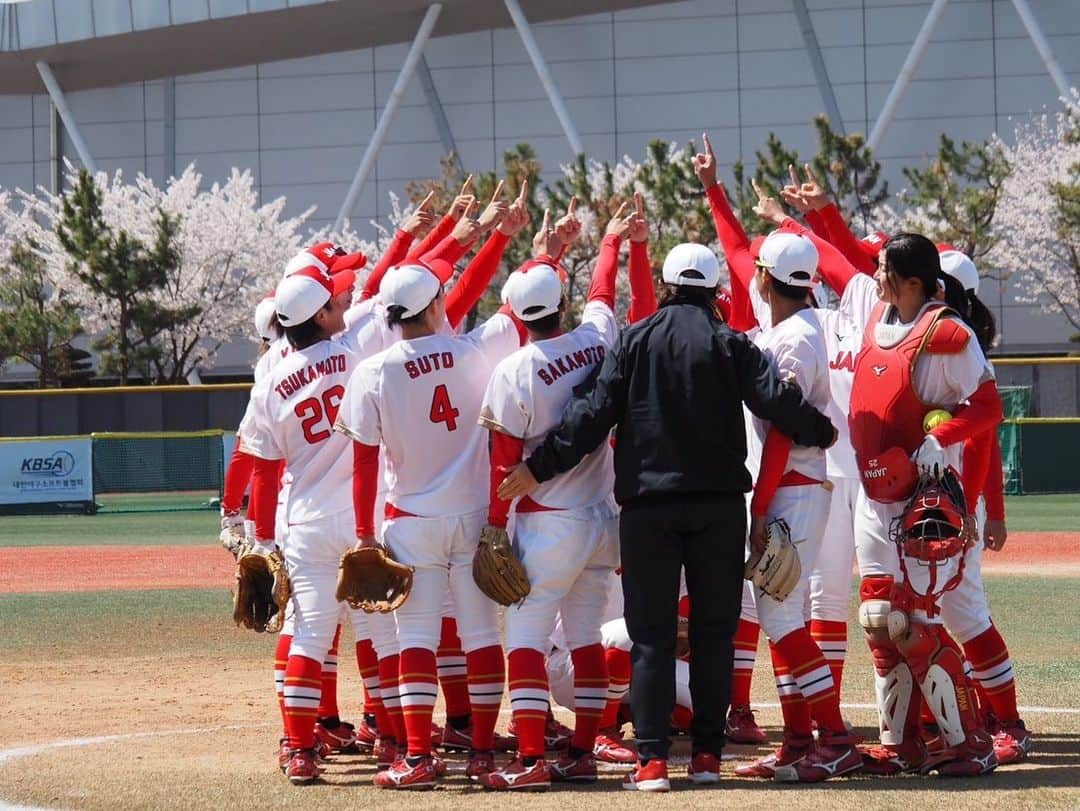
[525,296,835,506]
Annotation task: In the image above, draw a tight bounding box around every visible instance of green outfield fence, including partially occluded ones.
[0,430,227,515]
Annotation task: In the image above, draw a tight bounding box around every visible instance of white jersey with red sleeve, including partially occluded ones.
[337,312,520,517]
[480,300,618,510]
[240,338,361,527]
[810,307,859,479]
[751,309,831,480]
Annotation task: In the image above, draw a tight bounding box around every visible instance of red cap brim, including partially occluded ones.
[858,232,889,258]
[331,251,368,273]
[426,258,455,285]
[331,268,356,296]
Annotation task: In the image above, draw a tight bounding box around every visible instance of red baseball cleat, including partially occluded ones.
[466,749,496,781]
[442,723,517,753]
[725,704,767,745]
[594,729,637,764]
[774,736,862,782]
[314,719,358,753]
[550,750,598,782]
[373,755,438,790]
[993,720,1033,765]
[374,737,400,771]
[859,738,928,775]
[622,759,670,792]
[734,734,812,778]
[277,737,291,772]
[688,751,721,784]
[284,749,321,785]
[353,715,378,754]
[924,732,998,777]
[544,716,574,750]
[480,757,551,791]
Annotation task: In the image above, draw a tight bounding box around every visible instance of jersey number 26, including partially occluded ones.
[295,385,345,444]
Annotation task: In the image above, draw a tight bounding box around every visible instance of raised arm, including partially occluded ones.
[362,191,436,299]
[405,174,476,262]
[627,192,657,323]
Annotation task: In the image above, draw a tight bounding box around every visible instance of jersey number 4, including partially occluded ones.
[429,384,460,432]
[295,385,345,444]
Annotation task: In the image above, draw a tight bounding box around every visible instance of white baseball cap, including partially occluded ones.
[382,264,442,318]
[756,232,818,288]
[284,241,339,278]
[253,295,277,340]
[938,248,979,294]
[276,265,353,326]
[662,243,721,288]
[502,264,562,321]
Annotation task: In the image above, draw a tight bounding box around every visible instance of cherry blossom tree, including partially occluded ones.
[993,92,1080,336]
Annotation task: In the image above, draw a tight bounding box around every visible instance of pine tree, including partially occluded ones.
[0,239,87,387]
[900,135,1009,262]
[55,170,191,384]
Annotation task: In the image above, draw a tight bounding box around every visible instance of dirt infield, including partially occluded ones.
[0,545,233,593]
[1,532,1076,594]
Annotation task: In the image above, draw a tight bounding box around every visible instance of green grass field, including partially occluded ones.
[1,494,1074,548]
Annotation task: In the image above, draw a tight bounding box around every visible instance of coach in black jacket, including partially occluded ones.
[497,242,835,779]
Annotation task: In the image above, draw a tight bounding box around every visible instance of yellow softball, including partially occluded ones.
[923,409,952,432]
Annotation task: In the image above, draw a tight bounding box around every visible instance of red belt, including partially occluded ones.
[778,470,823,488]
[515,495,559,514]
[384,502,416,520]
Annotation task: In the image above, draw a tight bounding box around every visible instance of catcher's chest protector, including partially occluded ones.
[850,303,946,468]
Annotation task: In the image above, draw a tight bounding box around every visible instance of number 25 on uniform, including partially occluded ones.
[429,384,459,431]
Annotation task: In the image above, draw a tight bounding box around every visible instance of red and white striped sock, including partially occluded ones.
[810,619,848,695]
[437,617,471,720]
[355,638,381,718]
[317,624,342,719]
[768,640,812,737]
[378,653,406,744]
[570,643,607,751]
[467,645,505,752]
[283,655,322,750]
[398,647,439,756]
[731,618,760,707]
[507,648,548,758]
[774,629,845,735]
[599,647,631,729]
[962,623,1020,723]
[274,633,292,734]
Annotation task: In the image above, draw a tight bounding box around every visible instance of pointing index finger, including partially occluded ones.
[703,132,715,159]
[541,207,552,233]
[634,191,645,217]
[516,178,529,203]
[460,174,474,196]
[567,196,579,217]
[611,200,629,220]
[490,179,505,203]
[788,164,801,188]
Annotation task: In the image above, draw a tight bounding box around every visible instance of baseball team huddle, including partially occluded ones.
[219,131,1031,793]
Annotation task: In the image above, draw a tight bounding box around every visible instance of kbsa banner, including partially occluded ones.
[0,437,93,505]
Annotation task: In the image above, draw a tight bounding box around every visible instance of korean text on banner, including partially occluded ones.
[0,437,93,505]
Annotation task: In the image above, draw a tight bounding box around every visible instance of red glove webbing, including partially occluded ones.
[705,185,757,332]
[750,427,793,518]
[587,233,620,309]
[778,216,860,297]
[929,380,1003,449]
[445,230,510,329]
[405,214,455,263]
[251,457,282,541]
[819,203,877,276]
[362,228,414,301]
[985,430,1006,521]
[352,441,380,539]
[488,432,525,527]
[222,443,255,514]
[627,238,657,323]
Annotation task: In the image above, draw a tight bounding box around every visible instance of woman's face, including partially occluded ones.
[873,253,896,304]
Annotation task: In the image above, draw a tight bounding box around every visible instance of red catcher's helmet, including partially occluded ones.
[860,446,918,503]
[892,468,968,563]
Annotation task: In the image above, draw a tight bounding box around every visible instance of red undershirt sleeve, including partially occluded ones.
[352,441,380,539]
[419,232,473,268]
[251,457,282,541]
[405,214,455,262]
[498,303,528,345]
[222,443,255,514]
[627,238,657,323]
[587,233,620,308]
[362,228,414,300]
[929,380,1004,449]
[778,216,860,296]
[750,427,793,518]
[445,230,511,329]
[818,203,877,275]
[705,185,758,332]
[985,429,1006,521]
[489,432,525,527]
[962,433,992,507]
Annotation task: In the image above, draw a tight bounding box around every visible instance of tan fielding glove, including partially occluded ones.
[472,525,531,606]
[744,518,801,602]
[335,546,415,613]
[233,542,290,633]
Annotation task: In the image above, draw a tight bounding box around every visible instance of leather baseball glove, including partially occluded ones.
[472,525,531,606]
[744,518,801,602]
[219,508,245,558]
[335,546,414,613]
[233,543,290,633]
